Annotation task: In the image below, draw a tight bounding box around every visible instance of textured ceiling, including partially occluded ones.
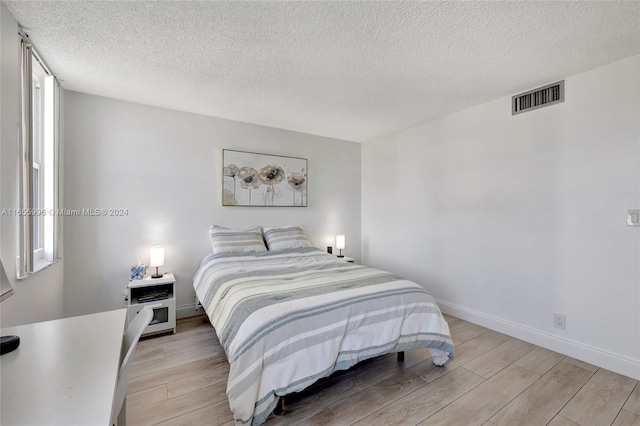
[5,1,640,142]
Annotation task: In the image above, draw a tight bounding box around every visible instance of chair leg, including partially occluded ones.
[116,397,126,426]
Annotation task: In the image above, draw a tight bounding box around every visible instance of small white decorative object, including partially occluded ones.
[130,262,147,280]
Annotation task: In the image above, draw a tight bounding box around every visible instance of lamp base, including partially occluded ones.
[337,255,344,258]
[151,266,162,279]
[1,335,20,355]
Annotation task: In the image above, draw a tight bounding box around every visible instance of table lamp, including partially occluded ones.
[149,246,165,278]
[0,259,20,355]
[336,235,345,258]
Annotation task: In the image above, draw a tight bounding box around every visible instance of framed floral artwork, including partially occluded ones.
[223,150,308,207]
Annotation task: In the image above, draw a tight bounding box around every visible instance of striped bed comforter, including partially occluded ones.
[193,247,454,425]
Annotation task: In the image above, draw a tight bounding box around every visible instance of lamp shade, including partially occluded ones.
[335,235,346,250]
[149,246,165,267]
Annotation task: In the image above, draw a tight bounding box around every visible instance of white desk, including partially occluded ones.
[1,309,127,426]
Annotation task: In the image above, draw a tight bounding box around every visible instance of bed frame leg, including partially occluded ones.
[397,351,405,362]
[273,396,284,415]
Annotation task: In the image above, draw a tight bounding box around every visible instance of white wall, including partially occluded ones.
[63,92,361,318]
[0,3,65,327]
[362,56,640,379]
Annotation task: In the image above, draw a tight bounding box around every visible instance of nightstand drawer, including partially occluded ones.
[128,298,176,336]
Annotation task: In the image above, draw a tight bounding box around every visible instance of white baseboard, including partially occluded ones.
[177,303,205,319]
[437,299,640,380]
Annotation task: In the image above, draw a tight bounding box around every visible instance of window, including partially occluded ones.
[18,32,60,278]
[32,59,45,261]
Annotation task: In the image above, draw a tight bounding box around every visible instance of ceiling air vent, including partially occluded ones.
[512,80,564,115]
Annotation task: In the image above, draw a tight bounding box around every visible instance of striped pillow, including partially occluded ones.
[209,226,267,254]
[263,226,312,251]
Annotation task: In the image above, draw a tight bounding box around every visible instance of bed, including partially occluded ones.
[193,240,454,425]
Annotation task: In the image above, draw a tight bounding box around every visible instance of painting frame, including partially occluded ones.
[222,149,308,207]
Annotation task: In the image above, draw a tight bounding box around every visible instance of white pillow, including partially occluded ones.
[263,226,311,251]
[209,226,267,254]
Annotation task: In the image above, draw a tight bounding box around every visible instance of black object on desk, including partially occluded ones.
[1,335,20,355]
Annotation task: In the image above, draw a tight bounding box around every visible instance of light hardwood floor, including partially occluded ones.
[128,314,639,426]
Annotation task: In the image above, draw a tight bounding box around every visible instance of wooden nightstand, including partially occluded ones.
[128,273,176,336]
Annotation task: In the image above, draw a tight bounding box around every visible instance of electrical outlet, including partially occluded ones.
[553,313,566,330]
